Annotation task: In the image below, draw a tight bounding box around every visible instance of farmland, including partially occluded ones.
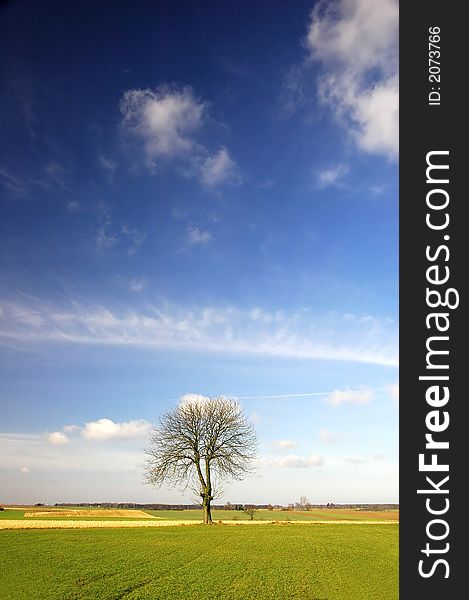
[0,523,398,599]
[0,506,399,522]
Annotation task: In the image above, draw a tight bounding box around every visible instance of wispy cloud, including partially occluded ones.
[128,278,148,293]
[120,85,240,188]
[186,226,213,245]
[41,161,71,189]
[305,0,398,159]
[121,225,146,255]
[266,454,323,469]
[343,453,388,464]
[325,388,374,407]
[96,227,119,251]
[116,276,149,293]
[316,164,349,188]
[98,155,117,184]
[281,64,309,117]
[95,209,145,255]
[200,147,240,188]
[274,440,298,450]
[1,162,71,199]
[0,299,398,367]
[0,167,29,198]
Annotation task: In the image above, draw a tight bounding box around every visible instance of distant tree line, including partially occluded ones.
[53,501,398,511]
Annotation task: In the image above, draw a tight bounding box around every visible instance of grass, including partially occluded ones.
[0,509,25,519]
[0,509,156,522]
[144,508,398,521]
[0,523,398,599]
[0,507,398,522]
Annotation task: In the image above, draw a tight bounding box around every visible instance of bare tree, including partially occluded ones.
[144,396,258,524]
[243,505,257,520]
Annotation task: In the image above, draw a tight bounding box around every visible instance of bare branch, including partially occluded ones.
[143,396,258,523]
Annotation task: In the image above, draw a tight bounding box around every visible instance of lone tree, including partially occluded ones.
[243,504,257,520]
[144,396,258,524]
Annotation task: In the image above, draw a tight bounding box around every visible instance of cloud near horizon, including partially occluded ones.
[274,440,298,450]
[266,454,323,469]
[325,388,374,407]
[46,418,152,444]
[47,431,69,445]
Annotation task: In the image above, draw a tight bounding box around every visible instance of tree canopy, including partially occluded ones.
[144,396,258,523]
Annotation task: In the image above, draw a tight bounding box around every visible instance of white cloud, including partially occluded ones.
[179,393,212,410]
[267,454,323,469]
[120,85,239,187]
[47,431,69,445]
[0,300,398,367]
[325,388,374,407]
[81,418,152,441]
[316,164,348,188]
[274,440,298,450]
[186,226,213,245]
[63,425,80,434]
[20,466,30,474]
[200,147,240,188]
[120,86,206,165]
[306,0,398,159]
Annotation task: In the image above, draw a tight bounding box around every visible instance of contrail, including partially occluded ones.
[233,386,390,400]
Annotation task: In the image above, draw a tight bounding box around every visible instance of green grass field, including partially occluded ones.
[0,524,398,599]
[0,507,399,522]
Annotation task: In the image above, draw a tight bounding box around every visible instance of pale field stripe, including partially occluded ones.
[25,509,156,518]
[0,519,399,530]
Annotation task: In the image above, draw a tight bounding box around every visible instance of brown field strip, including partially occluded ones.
[288,509,400,521]
[24,509,156,518]
[0,519,399,530]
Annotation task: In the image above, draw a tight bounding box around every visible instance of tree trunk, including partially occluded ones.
[202,458,213,524]
[203,499,212,524]
[202,492,213,524]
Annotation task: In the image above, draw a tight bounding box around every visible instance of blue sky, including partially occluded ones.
[0,0,398,505]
